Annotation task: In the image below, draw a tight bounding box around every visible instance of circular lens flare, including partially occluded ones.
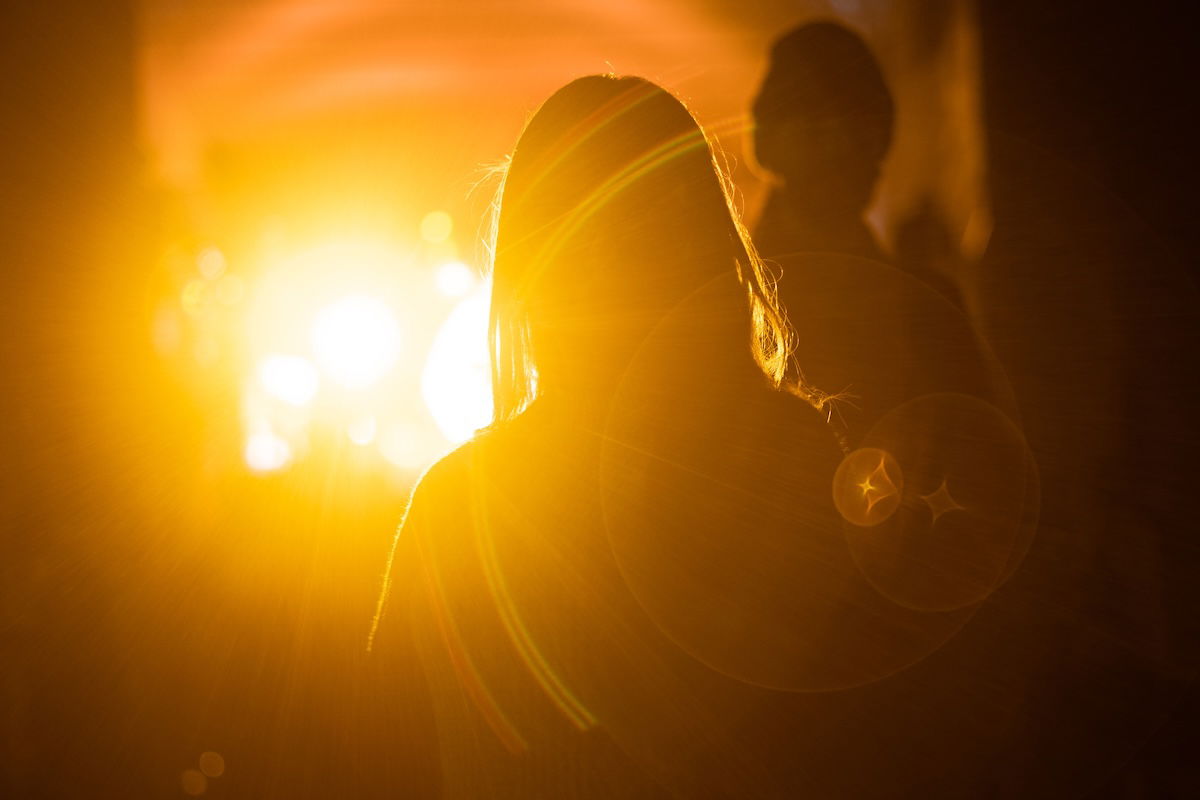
[833,447,904,526]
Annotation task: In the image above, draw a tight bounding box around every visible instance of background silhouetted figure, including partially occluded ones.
[752,21,892,265]
[750,21,996,446]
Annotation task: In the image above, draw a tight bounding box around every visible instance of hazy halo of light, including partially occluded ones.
[420,210,453,243]
[435,260,476,297]
[421,285,492,443]
[310,294,402,390]
[257,354,320,407]
[244,430,292,472]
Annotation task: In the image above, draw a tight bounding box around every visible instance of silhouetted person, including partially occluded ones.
[749,22,997,446]
[366,75,1041,799]
[752,22,892,264]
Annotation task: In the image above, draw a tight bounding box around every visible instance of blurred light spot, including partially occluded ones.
[197,247,227,280]
[420,210,453,243]
[181,279,207,318]
[258,354,319,407]
[181,768,207,796]
[422,287,492,443]
[215,274,245,306]
[435,261,476,297]
[244,430,292,472]
[379,422,425,469]
[198,751,225,778]
[311,294,401,389]
[833,447,903,526]
[347,415,378,446]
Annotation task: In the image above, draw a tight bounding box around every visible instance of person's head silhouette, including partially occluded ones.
[752,22,893,220]
[489,75,791,420]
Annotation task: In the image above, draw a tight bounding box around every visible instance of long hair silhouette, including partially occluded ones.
[365,75,1029,800]
[487,75,795,421]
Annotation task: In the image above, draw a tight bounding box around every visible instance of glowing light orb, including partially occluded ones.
[347,415,378,446]
[257,354,319,407]
[435,261,476,297]
[311,294,401,389]
[833,447,903,526]
[420,210,453,243]
[421,288,492,443]
[244,430,292,472]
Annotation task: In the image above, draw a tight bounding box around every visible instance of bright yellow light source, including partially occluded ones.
[244,430,292,472]
[420,211,453,243]
[258,354,319,407]
[435,261,476,297]
[422,288,493,444]
[311,294,401,390]
[347,415,378,446]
